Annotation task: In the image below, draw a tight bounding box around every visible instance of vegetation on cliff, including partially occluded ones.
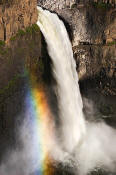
[10,24,40,41]
[92,2,112,9]
[0,24,40,54]
[0,23,43,103]
[0,40,5,46]
[106,41,116,46]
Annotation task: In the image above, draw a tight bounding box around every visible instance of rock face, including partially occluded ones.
[38,0,116,93]
[0,0,43,160]
[38,0,116,45]
[0,0,37,41]
[0,29,42,161]
[73,45,116,80]
[38,0,116,10]
[0,31,41,89]
[105,10,116,43]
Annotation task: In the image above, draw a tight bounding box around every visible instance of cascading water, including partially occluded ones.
[37,7,116,175]
[37,6,86,154]
[0,6,116,175]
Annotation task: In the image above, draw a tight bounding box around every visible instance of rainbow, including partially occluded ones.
[25,69,55,175]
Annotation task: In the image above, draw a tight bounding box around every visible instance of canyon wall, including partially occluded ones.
[0,0,42,158]
[0,0,37,41]
[0,0,42,90]
[38,0,116,94]
[38,0,116,10]
[0,0,115,95]
[38,0,116,45]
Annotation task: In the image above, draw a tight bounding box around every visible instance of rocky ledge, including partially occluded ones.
[38,0,116,95]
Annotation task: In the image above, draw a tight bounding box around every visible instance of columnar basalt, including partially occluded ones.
[0,0,37,41]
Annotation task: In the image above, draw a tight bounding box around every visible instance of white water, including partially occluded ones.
[37,6,86,153]
[37,7,116,175]
[0,6,116,175]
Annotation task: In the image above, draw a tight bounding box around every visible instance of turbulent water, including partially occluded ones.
[37,7,116,175]
[1,6,116,175]
[37,6,86,154]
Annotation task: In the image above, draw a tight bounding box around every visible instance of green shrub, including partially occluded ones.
[10,29,26,40]
[10,36,16,41]
[31,24,40,32]
[92,2,112,9]
[17,29,26,36]
[10,24,40,41]
[26,24,40,34]
[26,26,33,34]
[107,41,116,46]
[0,40,5,47]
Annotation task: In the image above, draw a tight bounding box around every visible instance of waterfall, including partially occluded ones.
[0,6,116,175]
[37,7,86,153]
[37,7,116,175]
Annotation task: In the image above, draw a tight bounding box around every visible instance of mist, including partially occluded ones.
[0,6,116,175]
[76,97,116,175]
[0,115,41,175]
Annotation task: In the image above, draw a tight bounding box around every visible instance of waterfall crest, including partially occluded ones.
[37,7,86,153]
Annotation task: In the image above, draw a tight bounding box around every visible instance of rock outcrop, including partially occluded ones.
[38,0,116,94]
[0,28,43,161]
[0,0,42,159]
[38,0,116,45]
[73,45,116,80]
[38,0,116,10]
[0,0,37,41]
[0,29,42,90]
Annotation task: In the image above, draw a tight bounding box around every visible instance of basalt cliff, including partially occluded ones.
[0,0,42,89]
[38,0,116,95]
[0,0,37,41]
[0,0,116,174]
[0,0,116,97]
[0,0,42,155]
